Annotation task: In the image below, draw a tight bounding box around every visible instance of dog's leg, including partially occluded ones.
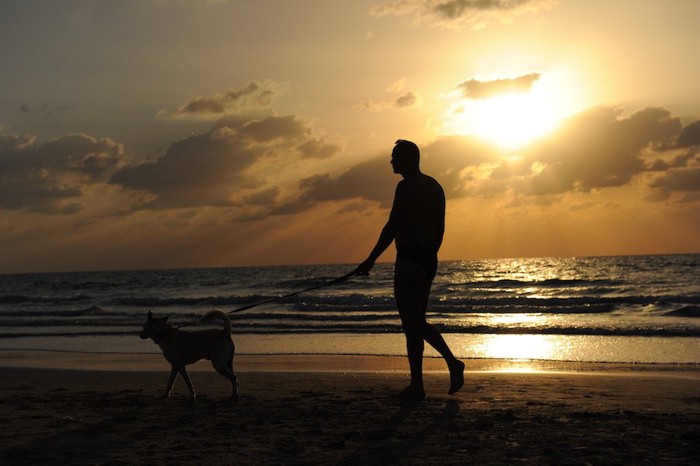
[213,362,239,401]
[177,366,196,401]
[213,345,239,401]
[229,344,240,401]
[162,366,178,399]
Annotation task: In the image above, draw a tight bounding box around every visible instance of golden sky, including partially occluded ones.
[1,0,699,273]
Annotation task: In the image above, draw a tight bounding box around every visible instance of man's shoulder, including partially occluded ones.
[420,173,444,193]
[398,173,442,187]
[396,173,444,198]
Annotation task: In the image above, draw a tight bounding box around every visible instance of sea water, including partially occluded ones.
[1,254,699,364]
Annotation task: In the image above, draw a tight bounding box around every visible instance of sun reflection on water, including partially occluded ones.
[477,334,557,361]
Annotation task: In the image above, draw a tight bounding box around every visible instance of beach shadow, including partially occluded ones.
[345,398,461,465]
[1,389,233,465]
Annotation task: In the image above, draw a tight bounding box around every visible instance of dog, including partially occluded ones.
[139,309,239,401]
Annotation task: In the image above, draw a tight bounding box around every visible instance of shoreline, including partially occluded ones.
[1,349,698,377]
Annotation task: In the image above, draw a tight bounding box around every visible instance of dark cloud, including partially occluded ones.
[434,0,546,19]
[296,138,342,159]
[457,73,541,99]
[356,93,419,112]
[394,92,417,108]
[370,0,555,28]
[238,115,309,143]
[649,167,700,195]
[110,113,336,210]
[676,120,700,148]
[160,81,282,118]
[356,82,419,112]
[209,105,697,218]
[516,106,683,195]
[0,133,124,214]
[18,103,70,117]
[111,130,251,209]
[273,135,500,215]
[300,157,397,207]
[243,187,279,206]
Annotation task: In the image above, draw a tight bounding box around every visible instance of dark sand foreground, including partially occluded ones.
[1,352,699,465]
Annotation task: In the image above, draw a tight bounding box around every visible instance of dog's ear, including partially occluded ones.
[147,310,153,320]
[163,314,170,322]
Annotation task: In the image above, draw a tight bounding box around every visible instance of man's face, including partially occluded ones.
[390,149,407,174]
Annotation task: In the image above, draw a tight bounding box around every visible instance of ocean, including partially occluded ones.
[1,254,699,365]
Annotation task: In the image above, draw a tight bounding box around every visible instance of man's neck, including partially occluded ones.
[401,169,421,179]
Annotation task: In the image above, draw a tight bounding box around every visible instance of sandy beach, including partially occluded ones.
[1,351,699,465]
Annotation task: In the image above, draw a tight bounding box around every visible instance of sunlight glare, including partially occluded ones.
[442,77,565,149]
[478,334,556,360]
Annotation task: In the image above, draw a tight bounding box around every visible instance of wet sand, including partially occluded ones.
[1,351,699,465]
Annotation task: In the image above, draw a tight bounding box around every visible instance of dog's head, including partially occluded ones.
[139,310,170,342]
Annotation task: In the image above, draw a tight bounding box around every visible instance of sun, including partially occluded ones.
[442,77,565,149]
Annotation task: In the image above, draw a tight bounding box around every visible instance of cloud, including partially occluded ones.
[288,105,692,215]
[19,103,70,117]
[0,133,124,214]
[356,92,419,112]
[676,120,700,148]
[243,187,279,206]
[457,73,541,99]
[650,167,700,193]
[394,92,418,107]
[275,135,501,215]
[110,113,338,210]
[158,81,283,119]
[510,107,684,196]
[296,138,342,159]
[370,0,557,29]
[356,79,419,112]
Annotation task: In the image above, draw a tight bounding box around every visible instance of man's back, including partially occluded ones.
[391,173,445,253]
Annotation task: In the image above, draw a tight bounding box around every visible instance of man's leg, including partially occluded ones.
[395,258,465,396]
[418,274,465,395]
[395,258,427,398]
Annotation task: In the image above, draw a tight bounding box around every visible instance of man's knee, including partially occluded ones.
[400,314,425,338]
[403,327,424,351]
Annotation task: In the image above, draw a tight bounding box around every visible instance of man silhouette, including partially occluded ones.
[355,139,465,400]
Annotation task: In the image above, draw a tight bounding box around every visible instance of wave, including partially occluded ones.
[104,293,700,309]
[0,294,91,304]
[664,306,700,318]
[446,278,623,289]
[2,255,698,353]
[0,306,105,318]
[4,291,700,315]
[2,324,698,338]
[109,295,268,307]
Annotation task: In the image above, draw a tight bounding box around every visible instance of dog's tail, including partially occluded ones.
[200,309,232,337]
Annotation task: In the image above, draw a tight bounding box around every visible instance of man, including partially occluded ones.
[355,139,465,400]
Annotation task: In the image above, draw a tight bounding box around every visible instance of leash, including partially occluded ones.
[173,270,359,328]
[227,270,359,314]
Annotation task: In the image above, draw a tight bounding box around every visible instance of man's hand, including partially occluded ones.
[354,258,375,276]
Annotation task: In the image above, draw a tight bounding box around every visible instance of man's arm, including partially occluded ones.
[355,219,396,275]
[355,183,406,275]
[435,187,445,252]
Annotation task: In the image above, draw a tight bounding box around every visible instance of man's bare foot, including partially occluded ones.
[397,384,426,401]
[448,360,465,395]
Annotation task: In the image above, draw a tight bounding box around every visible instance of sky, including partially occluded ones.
[1,0,699,273]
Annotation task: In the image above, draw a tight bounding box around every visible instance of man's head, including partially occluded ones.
[391,139,420,176]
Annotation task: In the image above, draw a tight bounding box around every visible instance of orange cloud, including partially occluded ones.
[110,113,340,211]
[370,0,557,29]
[158,81,283,119]
[457,73,541,99]
[0,133,124,214]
